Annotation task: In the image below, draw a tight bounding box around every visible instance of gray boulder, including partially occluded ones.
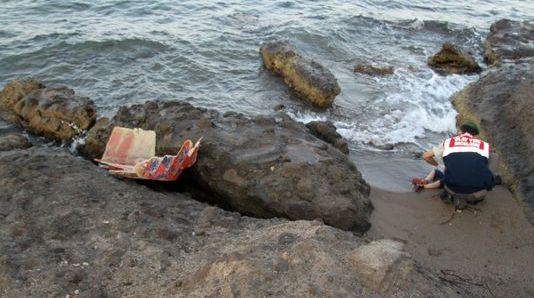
[0,146,472,297]
[428,43,481,75]
[260,41,341,109]
[0,133,31,151]
[306,120,349,154]
[0,79,96,141]
[80,100,372,233]
[484,19,534,65]
[452,58,534,223]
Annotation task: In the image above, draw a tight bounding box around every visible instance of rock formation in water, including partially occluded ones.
[484,19,534,65]
[353,64,394,76]
[0,79,96,141]
[452,57,534,223]
[0,144,471,297]
[80,101,372,233]
[260,40,341,109]
[305,120,349,154]
[428,43,481,75]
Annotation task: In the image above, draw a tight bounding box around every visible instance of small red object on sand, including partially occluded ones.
[411,177,427,192]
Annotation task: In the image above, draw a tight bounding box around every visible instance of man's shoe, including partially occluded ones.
[494,175,502,185]
[439,189,454,204]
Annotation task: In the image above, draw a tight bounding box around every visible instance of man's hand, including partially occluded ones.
[423,150,438,166]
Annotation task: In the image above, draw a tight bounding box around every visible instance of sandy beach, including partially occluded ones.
[367,186,534,297]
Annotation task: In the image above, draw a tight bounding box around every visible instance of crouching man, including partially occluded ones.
[419,121,496,209]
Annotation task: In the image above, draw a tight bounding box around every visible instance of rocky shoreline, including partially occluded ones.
[0,145,471,297]
[0,19,533,296]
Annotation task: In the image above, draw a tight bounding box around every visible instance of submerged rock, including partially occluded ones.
[428,43,481,75]
[484,19,534,65]
[260,41,341,109]
[353,64,394,76]
[0,79,96,141]
[80,100,372,233]
[452,58,534,223]
[306,120,349,154]
[0,146,472,297]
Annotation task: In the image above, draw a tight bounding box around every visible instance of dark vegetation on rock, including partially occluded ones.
[484,19,534,65]
[353,64,394,76]
[260,40,341,109]
[428,43,481,75]
[80,100,372,233]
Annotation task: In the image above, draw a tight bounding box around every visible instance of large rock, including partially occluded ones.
[484,19,534,65]
[428,43,481,74]
[452,58,534,223]
[260,41,341,109]
[0,79,96,141]
[80,100,372,233]
[0,146,472,297]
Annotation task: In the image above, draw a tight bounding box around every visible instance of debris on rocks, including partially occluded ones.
[95,126,201,181]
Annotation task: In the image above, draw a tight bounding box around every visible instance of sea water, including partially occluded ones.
[1,0,532,190]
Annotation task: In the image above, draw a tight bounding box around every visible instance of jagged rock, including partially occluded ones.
[260,41,341,109]
[353,64,394,76]
[428,43,481,74]
[0,78,44,123]
[80,100,372,233]
[452,58,534,223]
[0,146,471,297]
[0,133,31,151]
[484,19,534,65]
[306,120,349,154]
[0,79,96,141]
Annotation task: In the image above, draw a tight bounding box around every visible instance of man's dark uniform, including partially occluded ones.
[441,132,496,207]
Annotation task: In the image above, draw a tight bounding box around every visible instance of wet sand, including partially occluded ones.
[367,186,534,297]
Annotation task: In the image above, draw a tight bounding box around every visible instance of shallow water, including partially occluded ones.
[1,0,532,188]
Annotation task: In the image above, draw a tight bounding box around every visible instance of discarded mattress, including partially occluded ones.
[95,127,201,181]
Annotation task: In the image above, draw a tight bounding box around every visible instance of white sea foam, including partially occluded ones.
[285,110,328,124]
[69,134,87,154]
[336,69,475,149]
[286,68,475,151]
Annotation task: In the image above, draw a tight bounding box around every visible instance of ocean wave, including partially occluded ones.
[1,38,170,65]
[58,38,170,53]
